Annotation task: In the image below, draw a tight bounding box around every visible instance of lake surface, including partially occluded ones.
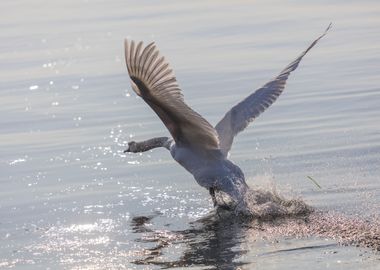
[1,0,379,269]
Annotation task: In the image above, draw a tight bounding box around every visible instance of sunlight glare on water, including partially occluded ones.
[0,0,380,269]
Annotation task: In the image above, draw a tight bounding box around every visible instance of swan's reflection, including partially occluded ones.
[131,211,249,269]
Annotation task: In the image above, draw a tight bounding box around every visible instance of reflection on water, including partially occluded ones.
[2,205,379,269]
[130,209,380,269]
[131,211,248,269]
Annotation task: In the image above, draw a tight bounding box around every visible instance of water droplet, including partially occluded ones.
[9,158,26,166]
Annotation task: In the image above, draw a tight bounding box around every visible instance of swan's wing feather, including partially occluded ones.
[124,40,220,150]
[215,24,331,157]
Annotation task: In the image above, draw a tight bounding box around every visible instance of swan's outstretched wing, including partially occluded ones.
[215,24,331,157]
[124,40,219,151]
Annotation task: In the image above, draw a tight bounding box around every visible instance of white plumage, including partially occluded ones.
[124,24,331,208]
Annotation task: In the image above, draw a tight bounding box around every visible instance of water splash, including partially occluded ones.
[215,186,312,219]
[270,211,380,251]
[214,186,380,251]
[129,208,380,268]
[244,187,312,218]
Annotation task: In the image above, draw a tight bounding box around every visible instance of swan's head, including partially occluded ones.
[124,141,138,153]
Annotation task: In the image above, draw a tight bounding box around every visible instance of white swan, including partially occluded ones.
[124,25,331,209]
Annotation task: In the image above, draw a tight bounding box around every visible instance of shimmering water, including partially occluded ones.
[1,0,379,269]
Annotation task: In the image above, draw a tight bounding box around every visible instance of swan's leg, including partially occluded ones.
[209,188,217,207]
[124,137,170,153]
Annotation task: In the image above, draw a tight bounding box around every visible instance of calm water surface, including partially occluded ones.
[1,0,379,269]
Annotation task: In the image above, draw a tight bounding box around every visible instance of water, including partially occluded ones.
[1,0,379,269]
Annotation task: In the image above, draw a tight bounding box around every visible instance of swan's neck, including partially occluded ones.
[133,137,170,152]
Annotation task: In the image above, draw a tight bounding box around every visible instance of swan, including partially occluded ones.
[123,25,331,210]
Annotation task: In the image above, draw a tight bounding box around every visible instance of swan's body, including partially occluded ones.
[124,25,330,208]
[170,145,248,204]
